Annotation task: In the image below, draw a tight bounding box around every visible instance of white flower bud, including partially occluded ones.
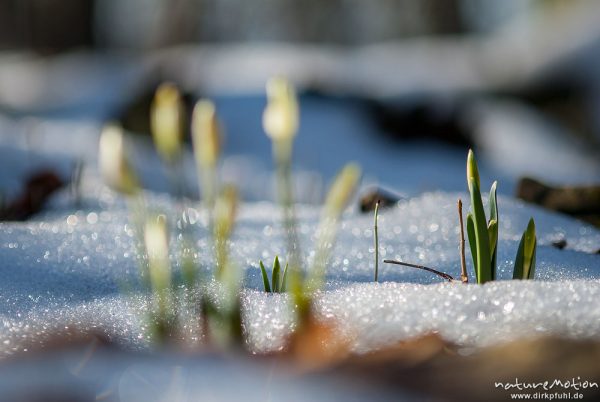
[192,99,221,169]
[150,83,184,163]
[262,77,299,142]
[98,124,139,194]
[467,149,480,191]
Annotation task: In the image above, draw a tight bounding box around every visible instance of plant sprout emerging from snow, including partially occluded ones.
[373,200,380,282]
[385,150,537,283]
[263,76,302,273]
[150,83,184,164]
[144,214,175,341]
[513,218,537,280]
[259,77,361,301]
[263,76,299,145]
[305,163,361,295]
[151,83,187,199]
[202,185,244,349]
[98,124,139,195]
[466,149,536,283]
[259,256,288,293]
[213,185,238,280]
[466,149,498,283]
[255,161,361,324]
[192,99,221,215]
[283,162,361,327]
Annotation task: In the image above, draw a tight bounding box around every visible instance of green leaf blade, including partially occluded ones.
[513,218,536,280]
[523,219,536,279]
[259,260,271,292]
[280,262,289,292]
[489,181,498,280]
[487,218,498,281]
[466,212,478,283]
[469,178,491,283]
[513,235,525,279]
[272,256,281,293]
[467,149,481,191]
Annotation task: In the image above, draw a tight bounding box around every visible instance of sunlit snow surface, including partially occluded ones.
[0,189,599,356]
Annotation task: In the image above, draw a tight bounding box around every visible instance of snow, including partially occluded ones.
[0,186,598,356]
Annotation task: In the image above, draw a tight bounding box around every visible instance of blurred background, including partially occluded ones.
[0,0,599,215]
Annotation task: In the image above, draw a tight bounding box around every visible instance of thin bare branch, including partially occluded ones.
[383,259,455,282]
[458,199,468,283]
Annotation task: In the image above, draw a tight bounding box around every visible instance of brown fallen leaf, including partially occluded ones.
[0,170,64,221]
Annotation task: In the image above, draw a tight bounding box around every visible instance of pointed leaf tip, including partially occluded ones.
[281,262,289,292]
[467,149,481,190]
[272,256,281,293]
[259,260,271,293]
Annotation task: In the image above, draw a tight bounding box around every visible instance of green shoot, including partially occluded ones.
[466,150,537,283]
[192,99,221,223]
[259,256,289,293]
[99,123,149,284]
[489,181,498,280]
[281,261,289,292]
[466,150,494,284]
[99,124,140,196]
[263,77,302,276]
[151,83,187,199]
[213,185,238,280]
[144,214,175,342]
[203,185,244,349]
[513,218,537,280]
[259,260,271,292]
[374,200,380,282]
[305,163,361,295]
[150,83,184,164]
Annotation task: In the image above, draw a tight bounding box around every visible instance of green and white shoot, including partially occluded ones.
[203,185,244,349]
[263,76,302,273]
[192,99,221,218]
[513,218,537,280]
[151,83,186,198]
[213,185,238,280]
[466,149,498,284]
[98,123,139,196]
[144,214,175,341]
[99,123,150,281]
[259,256,289,293]
[465,149,536,283]
[305,163,361,295]
[150,83,184,164]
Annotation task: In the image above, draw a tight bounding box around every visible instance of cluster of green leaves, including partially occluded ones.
[466,150,536,283]
[260,256,288,293]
